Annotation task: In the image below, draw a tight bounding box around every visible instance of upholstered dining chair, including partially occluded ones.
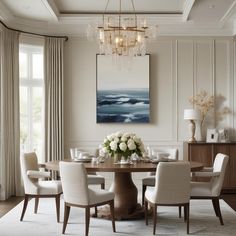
[59,162,116,236]
[20,152,62,222]
[190,153,229,225]
[71,148,105,189]
[144,162,191,235]
[142,148,178,205]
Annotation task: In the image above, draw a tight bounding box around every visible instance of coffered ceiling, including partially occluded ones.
[0,0,236,37]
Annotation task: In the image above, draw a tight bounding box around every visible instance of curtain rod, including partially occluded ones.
[0,20,68,41]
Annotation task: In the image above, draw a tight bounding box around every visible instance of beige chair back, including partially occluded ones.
[70,148,99,175]
[154,162,190,204]
[211,153,229,196]
[151,148,178,160]
[20,152,39,194]
[59,162,89,205]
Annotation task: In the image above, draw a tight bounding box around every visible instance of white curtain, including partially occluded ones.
[44,37,64,162]
[0,26,21,200]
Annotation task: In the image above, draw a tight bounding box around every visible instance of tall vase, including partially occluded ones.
[196,122,204,142]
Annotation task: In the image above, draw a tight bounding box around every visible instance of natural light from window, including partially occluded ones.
[19,44,44,163]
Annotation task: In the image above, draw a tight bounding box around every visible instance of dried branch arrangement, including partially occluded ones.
[189,90,214,126]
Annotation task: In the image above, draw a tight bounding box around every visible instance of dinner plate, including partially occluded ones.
[73,158,92,163]
[151,158,176,164]
[114,161,133,165]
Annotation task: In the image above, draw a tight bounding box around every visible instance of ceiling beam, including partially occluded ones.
[41,0,59,21]
[220,0,236,26]
[182,0,195,22]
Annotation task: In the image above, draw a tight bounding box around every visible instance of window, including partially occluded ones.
[19,44,44,162]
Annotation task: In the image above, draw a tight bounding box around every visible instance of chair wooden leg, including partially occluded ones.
[184,205,187,222]
[179,206,182,218]
[94,206,98,217]
[55,194,60,223]
[34,197,39,214]
[142,185,146,205]
[186,203,190,234]
[94,183,105,217]
[20,195,29,221]
[144,199,148,225]
[62,204,70,234]
[153,204,157,235]
[214,198,224,225]
[109,200,116,232]
[85,207,90,236]
[212,198,219,217]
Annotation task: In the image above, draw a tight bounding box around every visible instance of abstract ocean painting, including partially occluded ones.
[96,55,150,123]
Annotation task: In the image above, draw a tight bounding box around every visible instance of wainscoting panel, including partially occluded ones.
[215,40,232,131]
[176,40,194,142]
[194,40,213,94]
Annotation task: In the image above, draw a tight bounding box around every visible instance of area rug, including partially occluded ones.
[0,198,235,236]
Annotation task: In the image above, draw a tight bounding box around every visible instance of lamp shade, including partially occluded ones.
[184,109,201,120]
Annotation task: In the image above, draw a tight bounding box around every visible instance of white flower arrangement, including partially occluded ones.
[103,131,145,159]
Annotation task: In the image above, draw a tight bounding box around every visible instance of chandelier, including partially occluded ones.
[87,0,157,57]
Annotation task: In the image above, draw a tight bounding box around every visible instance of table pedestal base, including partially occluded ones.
[96,172,145,220]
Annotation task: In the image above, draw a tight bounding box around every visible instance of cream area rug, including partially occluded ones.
[0,198,236,236]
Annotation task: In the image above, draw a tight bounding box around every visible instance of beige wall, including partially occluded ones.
[64,36,236,190]
[64,36,235,152]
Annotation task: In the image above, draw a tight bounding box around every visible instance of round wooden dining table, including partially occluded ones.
[45,159,203,220]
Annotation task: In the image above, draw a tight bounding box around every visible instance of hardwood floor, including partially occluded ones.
[0,194,235,219]
[0,196,23,218]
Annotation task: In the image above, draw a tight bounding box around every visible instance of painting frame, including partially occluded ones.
[96,54,150,123]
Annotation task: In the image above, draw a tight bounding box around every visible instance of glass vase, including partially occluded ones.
[114,153,121,163]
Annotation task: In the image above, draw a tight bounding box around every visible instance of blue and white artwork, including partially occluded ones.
[96,55,150,123]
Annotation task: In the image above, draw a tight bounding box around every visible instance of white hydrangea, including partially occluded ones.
[104,138,108,143]
[103,131,145,157]
[139,143,145,153]
[115,131,123,137]
[128,140,136,150]
[133,135,141,144]
[114,137,119,143]
[119,142,127,152]
[123,132,130,138]
[110,141,118,151]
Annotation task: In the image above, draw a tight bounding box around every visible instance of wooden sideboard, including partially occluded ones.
[183,141,236,193]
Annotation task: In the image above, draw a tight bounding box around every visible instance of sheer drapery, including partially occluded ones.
[0,26,22,200]
[44,37,64,162]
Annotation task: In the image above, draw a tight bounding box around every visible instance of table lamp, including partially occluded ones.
[184,109,201,142]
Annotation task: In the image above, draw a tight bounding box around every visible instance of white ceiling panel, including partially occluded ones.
[1,0,54,21]
[0,0,236,36]
[189,0,235,22]
[56,0,185,14]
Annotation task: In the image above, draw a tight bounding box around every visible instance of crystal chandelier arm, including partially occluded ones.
[90,0,156,56]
